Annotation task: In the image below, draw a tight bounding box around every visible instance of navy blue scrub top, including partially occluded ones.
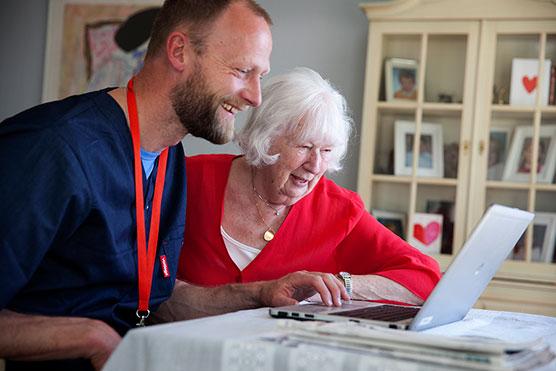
[0,90,186,335]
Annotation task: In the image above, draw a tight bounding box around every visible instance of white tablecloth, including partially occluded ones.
[103,308,556,371]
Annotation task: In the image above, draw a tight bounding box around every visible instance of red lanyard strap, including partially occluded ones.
[126,78,169,325]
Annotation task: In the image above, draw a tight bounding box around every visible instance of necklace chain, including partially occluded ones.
[250,167,282,241]
[251,168,285,216]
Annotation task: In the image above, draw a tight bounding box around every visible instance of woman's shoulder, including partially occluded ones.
[185,154,237,171]
[185,153,236,167]
[311,177,365,211]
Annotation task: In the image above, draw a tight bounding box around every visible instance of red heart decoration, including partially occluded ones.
[522,76,537,94]
[413,222,440,246]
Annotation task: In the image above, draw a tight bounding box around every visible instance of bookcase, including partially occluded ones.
[357,0,556,315]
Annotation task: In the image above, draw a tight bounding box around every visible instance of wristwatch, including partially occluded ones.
[338,271,352,297]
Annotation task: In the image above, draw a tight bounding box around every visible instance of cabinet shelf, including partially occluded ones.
[372,174,458,186]
[491,105,556,114]
[486,181,556,191]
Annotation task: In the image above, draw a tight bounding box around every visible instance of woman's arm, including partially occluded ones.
[335,209,441,303]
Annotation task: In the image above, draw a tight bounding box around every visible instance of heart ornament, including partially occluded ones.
[413,222,441,246]
[521,75,537,94]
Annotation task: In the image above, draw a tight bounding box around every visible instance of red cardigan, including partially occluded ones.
[178,154,441,300]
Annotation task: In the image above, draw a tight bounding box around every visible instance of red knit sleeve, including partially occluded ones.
[335,208,441,301]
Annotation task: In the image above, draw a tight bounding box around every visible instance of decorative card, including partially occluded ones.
[409,213,443,255]
[509,58,551,106]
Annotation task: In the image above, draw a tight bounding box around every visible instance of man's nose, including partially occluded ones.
[240,76,262,107]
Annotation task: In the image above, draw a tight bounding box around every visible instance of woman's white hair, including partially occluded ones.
[237,67,352,172]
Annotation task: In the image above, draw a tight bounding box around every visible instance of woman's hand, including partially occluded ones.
[259,270,349,307]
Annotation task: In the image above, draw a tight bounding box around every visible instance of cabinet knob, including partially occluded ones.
[479,140,485,155]
[463,140,470,154]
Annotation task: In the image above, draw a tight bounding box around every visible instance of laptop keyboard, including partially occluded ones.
[329,305,420,322]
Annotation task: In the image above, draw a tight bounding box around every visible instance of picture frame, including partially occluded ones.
[532,212,556,263]
[385,58,419,102]
[408,212,443,255]
[42,0,162,102]
[487,127,512,180]
[372,209,406,239]
[426,200,455,254]
[502,125,556,183]
[394,120,444,177]
[509,58,552,106]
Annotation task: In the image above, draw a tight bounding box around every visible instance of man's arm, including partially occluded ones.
[0,310,121,371]
[152,271,349,322]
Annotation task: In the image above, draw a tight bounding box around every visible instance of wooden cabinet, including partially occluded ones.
[357,0,556,315]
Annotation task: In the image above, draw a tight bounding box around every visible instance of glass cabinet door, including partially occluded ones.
[359,21,478,263]
[474,21,556,269]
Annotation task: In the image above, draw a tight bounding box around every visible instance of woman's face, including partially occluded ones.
[260,132,333,206]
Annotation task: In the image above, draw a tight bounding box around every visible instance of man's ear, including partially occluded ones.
[165,31,195,72]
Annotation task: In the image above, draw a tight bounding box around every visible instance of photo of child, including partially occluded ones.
[393,68,417,100]
[385,58,419,102]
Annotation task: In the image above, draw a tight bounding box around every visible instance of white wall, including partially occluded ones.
[0,0,371,190]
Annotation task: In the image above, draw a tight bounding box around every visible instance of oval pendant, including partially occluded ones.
[263,229,275,242]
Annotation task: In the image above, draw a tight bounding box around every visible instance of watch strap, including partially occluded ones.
[338,271,352,297]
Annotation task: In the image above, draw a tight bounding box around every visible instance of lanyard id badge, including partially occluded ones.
[127,78,169,326]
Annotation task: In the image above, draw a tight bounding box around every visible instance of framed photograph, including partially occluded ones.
[502,125,556,183]
[42,0,162,102]
[509,58,552,106]
[487,127,512,180]
[372,209,406,239]
[408,213,443,255]
[385,58,419,102]
[532,212,556,263]
[394,120,444,177]
[426,200,455,254]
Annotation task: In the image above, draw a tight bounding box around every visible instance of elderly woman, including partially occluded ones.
[178,68,440,304]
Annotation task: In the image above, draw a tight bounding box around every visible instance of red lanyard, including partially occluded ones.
[126,78,169,326]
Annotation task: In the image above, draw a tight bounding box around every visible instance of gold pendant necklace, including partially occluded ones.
[251,167,279,241]
[263,229,275,242]
[255,196,276,241]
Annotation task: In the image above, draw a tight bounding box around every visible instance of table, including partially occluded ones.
[103,307,556,371]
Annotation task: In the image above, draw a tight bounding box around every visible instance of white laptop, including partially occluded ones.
[269,204,534,331]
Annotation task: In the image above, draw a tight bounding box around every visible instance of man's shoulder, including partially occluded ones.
[1,89,120,134]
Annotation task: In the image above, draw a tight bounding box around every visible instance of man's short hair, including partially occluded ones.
[145,0,272,59]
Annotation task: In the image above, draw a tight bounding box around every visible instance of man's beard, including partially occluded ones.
[171,67,233,145]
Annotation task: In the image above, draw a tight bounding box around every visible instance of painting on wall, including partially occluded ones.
[42,0,162,102]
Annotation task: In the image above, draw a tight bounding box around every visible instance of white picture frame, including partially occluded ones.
[532,212,556,263]
[502,125,556,183]
[509,58,552,106]
[42,0,162,103]
[394,120,444,177]
[487,126,512,180]
[408,212,443,255]
[385,58,419,102]
[372,209,406,239]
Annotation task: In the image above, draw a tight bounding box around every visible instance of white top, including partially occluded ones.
[221,225,261,270]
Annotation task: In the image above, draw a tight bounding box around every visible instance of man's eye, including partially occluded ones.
[321,148,332,153]
[236,68,249,75]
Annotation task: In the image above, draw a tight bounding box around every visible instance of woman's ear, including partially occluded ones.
[165,31,194,72]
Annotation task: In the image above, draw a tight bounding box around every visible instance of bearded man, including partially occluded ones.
[0,1,348,370]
